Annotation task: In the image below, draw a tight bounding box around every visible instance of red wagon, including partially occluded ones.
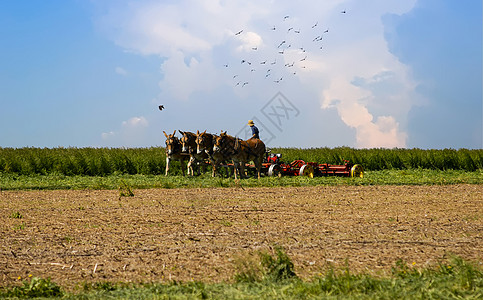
[258,152,364,178]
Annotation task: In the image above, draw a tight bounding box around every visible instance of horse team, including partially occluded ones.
[163,130,266,179]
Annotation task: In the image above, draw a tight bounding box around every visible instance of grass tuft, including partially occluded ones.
[1,277,63,298]
[9,211,23,219]
[118,179,134,197]
[235,246,297,283]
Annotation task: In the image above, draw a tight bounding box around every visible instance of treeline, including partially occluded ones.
[0,147,482,176]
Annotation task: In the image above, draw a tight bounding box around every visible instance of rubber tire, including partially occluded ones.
[268,164,282,177]
[299,164,314,178]
[350,164,364,178]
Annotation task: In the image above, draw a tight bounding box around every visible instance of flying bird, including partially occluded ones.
[287,27,293,33]
[341,10,346,14]
[277,40,286,48]
[324,28,329,33]
[274,77,283,83]
[235,30,243,35]
[260,60,267,64]
[158,105,165,111]
[300,56,307,61]
[223,64,229,67]
[242,82,249,87]
[312,22,318,28]
[284,15,289,20]
[271,26,276,30]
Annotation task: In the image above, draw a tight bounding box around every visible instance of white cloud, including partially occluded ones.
[101,131,115,140]
[115,66,128,76]
[357,116,407,148]
[159,50,221,101]
[236,31,263,52]
[95,0,420,148]
[122,116,148,128]
[101,116,149,147]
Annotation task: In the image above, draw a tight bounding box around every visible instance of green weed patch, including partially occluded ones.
[0,169,481,191]
[2,256,479,299]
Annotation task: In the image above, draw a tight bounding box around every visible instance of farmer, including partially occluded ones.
[247,120,259,139]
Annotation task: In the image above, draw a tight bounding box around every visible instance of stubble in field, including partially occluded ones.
[1,185,481,289]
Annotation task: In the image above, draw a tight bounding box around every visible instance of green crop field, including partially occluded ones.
[1,147,482,176]
[0,147,482,190]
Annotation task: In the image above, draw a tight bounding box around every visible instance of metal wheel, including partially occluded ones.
[299,164,314,178]
[350,164,364,178]
[268,164,282,177]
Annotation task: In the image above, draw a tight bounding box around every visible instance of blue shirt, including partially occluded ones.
[250,125,259,139]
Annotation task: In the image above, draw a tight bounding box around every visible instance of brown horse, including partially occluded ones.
[179,130,208,176]
[213,131,266,179]
[211,135,233,177]
[233,137,266,179]
[163,130,190,176]
[195,130,217,176]
[197,131,232,177]
[213,131,239,177]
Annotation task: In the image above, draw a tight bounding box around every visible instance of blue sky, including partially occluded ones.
[1,0,481,149]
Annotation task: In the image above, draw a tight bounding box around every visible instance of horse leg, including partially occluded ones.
[233,161,239,180]
[256,156,262,179]
[239,161,247,179]
[187,156,195,176]
[185,158,191,176]
[213,160,222,178]
[165,156,170,176]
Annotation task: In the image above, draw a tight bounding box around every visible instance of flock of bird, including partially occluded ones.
[224,12,346,88]
[158,12,346,111]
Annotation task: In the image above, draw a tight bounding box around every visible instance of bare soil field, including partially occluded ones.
[1,185,482,289]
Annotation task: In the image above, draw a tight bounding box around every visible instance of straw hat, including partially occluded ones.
[247,120,255,126]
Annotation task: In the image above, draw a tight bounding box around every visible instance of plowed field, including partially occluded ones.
[1,185,482,289]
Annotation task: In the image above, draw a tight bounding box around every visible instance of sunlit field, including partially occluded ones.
[0,147,481,299]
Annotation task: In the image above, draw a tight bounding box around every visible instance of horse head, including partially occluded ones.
[179,130,196,153]
[195,130,211,155]
[213,131,227,152]
[164,130,178,155]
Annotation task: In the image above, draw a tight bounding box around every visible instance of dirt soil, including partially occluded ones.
[1,185,482,289]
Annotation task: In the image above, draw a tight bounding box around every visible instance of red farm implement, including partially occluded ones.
[258,152,364,178]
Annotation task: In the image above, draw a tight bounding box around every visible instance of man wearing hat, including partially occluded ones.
[247,120,259,139]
